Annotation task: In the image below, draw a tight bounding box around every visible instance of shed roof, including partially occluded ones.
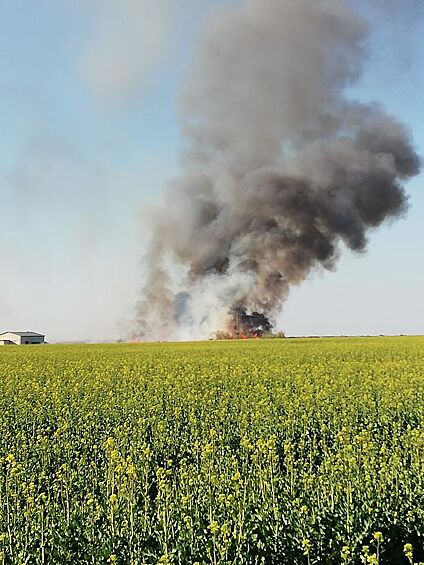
[0,331,45,337]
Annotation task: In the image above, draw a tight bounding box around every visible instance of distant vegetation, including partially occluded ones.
[214,330,286,340]
[0,337,423,563]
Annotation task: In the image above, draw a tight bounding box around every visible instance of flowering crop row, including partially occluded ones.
[0,337,423,564]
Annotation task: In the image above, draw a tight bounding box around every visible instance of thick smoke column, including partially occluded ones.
[134,0,420,340]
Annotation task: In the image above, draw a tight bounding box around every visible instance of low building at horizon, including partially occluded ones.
[0,331,46,345]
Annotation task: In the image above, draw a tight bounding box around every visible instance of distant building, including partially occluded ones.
[0,331,45,345]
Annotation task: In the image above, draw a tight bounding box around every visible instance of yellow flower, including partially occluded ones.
[301,538,311,556]
[404,543,413,560]
[341,546,350,560]
[373,531,383,543]
[108,494,118,506]
[202,443,213,456]
[209,520,220,535]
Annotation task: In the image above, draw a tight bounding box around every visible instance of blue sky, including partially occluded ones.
[0,0,422,341]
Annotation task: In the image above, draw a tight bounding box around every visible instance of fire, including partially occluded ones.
[214,307,274,340]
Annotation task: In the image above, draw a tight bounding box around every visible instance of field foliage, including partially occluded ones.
[0,337,423,564]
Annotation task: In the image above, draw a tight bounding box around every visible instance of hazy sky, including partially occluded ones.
[0,0,422,342]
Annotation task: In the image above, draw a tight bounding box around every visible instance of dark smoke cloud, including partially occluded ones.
[133,0,420,340]
[231,307,273,337]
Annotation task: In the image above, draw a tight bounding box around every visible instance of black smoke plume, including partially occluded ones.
[231,307,273,338]
[134,0,420,340]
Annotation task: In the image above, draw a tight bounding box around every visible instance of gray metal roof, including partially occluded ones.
[0,331,45,337]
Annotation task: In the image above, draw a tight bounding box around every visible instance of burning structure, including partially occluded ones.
[227,308,273,339]
[133,0,421,341]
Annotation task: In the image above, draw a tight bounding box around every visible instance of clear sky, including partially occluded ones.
[0,0,422,342]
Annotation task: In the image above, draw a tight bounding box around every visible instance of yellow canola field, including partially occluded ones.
[0,337,423,564]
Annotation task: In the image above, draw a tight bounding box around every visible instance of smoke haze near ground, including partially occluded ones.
[133,0,421,341]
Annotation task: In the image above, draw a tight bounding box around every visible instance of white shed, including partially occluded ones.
[0,331,45,345]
